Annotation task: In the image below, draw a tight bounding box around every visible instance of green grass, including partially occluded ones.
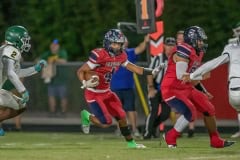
[0,132,239,160]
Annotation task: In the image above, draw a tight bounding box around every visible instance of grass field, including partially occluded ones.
[0,132,239,160]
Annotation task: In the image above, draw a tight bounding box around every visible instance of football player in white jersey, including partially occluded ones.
[182,22,240,138]
[0,25,47,128]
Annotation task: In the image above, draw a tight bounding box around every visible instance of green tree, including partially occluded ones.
[0,0,240,61]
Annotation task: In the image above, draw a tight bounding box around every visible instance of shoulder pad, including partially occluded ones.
[89,48,106,63]
[2,45,21,61]
[228,37,238,45]
[92,48,105,54]
[176,44,191,59]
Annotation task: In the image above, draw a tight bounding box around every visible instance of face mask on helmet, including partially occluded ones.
[103,29,125,56]
[233,22,240,37]
[5,25,31,53]
[184,26,208,53]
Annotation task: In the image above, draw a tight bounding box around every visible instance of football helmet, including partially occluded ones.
[233,22,240,37]
[103,29,125,56]
[5,25,31,52]
[184,26,208,53]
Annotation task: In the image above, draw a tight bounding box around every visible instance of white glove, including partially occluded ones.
[81,75,99,89]
[152,63,166,77]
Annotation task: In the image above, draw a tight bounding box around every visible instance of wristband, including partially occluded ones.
[143,68,153,75]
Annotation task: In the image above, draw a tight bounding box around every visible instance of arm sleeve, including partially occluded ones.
[18,67,38,77]
[2,57,26,93]
[86,60,98,69]
[176,61,188,80]
[121,60,129,67]
[190,54,229,80]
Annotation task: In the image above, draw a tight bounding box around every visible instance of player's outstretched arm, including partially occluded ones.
[124,61,164,76]
[18,59,47,77]
[190,54,229,80]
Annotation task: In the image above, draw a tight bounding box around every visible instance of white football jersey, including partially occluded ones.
[0,44,22,88]
[222,42,240,82]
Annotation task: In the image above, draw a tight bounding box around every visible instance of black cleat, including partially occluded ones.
[187,129,194,138]
[224,141,235,147]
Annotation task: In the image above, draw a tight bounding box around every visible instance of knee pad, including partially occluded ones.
[0,89,26,110]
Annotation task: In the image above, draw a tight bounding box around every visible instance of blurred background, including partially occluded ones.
[0,0,239,132]
[0,0,239,61]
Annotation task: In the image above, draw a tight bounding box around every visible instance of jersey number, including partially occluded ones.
[104,68,116,83]
[10,51,17,59]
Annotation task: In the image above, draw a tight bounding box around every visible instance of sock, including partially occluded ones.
[209,131,224,147]
[165,128,181,145]
[174,115,189,132]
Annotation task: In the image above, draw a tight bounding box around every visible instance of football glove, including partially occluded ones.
[81,75,99,89]
[152,63,166,77]
[34,59,47,72]
[21,90,29,104]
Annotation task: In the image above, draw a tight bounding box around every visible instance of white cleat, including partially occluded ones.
[167,144,177,148]
[81,125,90,134]
[231,131,240,138]
[136,144,147,149]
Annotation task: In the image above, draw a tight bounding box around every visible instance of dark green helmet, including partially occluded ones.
[233,22,240,37]
[5,25,31,52]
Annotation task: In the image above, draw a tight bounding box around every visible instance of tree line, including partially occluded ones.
[0,0,239,61]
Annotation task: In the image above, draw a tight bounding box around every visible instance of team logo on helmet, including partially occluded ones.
[184,26,208,53]
[103,29,125,56]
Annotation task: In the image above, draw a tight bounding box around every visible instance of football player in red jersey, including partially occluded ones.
[77,29,163,148]
[161,26,235,148]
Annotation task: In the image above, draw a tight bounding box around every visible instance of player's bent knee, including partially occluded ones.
[203,108,215,117]
[0,89,26,110]
[0,107,25,121]
[99,115,112,125]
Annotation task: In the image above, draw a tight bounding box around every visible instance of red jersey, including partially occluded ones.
[161,43,204,100]
[84,48,128,123]
[87,48,127,91]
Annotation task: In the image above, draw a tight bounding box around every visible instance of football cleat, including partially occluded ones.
[231,131,240,138]
[162,129,181,148]
[127,140,146,149]
[162,133,177,148]
[135,144,147,149]
[0,128,5,136]
[80,110,91,134]
[82,125,90,134]
[223,141,235,147]
[210,138,235,148]
[167,144,177,148]
[187,129,195,138]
